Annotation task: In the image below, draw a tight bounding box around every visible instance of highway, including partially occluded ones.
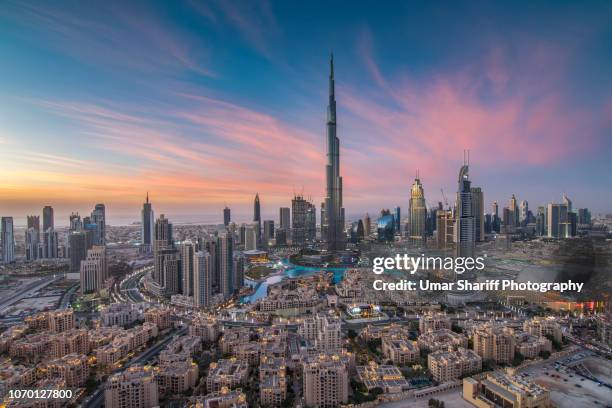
[0,274,63,314]
[84,326,188,408]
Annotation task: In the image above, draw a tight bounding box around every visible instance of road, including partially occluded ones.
[0,275,63,314]
[84,326,187,408]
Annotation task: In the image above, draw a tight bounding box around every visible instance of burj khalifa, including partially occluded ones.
[322,54,345,251]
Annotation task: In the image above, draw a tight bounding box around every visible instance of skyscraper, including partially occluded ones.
[322,54,345,251]
[263,220,275,242]
[471,187,484,242]
[180,241,195,297]
[363,213,371,237]
[80,246,107,294]
[520,200,529,225]
[395,206,401,233]
[279,207,290,233]
[90,204,106,245]
[193,250,211,308]
[27,215,40,231]
[408,174,427,244]
[547,203,569,238]
[510,194,519,228]
[455,157,475,258]
[141,193,154,252]
[1,217,15,263]
[25,227,39,261]
[292,195,314,246]
[218,231,234,299]
[153,214,173,286]
[69,231,87,272]
[253,193,261,247]
[69,212,83,232]
[223,207,231,226]
[563,193,573,213]
[43,206,54,231]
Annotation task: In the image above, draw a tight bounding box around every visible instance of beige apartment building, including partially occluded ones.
[382,336,420,365]
[46,353,89,387]
[302,354,349,408]
[104,366,159,408]
[419,312,452,333]
[472,324,516,364]
[427,347,482,383]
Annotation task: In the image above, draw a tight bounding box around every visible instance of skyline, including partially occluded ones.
[1,1,612,222]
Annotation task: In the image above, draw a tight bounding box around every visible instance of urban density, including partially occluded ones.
[1,2,612,408]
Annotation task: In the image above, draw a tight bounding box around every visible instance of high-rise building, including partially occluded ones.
[159,249,181,295]
[563,193,572,213]
[510,194,519,227]
[578,208,591,225]
[180,241,195,297]
[25,227,39,261]
[305,202,316,242]
[303,354,349,408]
[436,210,454,250]
[492,201,501,233]
[69,212,83,232]
[193,250,211,308]
[80,246,107,294]
[547,203,569,238]
[1,217,15,263]
[253,193,261,247]
[472,324,516,364]
[223,207,231,226]
[536,206,546,236]
[41,228,58,259]
[520,200,529,225]
[69,231,87,272]
[244,224,258,251]
[263,220,275,243]
[27,215,40,231]
[203,239,219,293]
[91,203,106,245]
[104,366,159,408]
[291,195,316,245]
[455,157,475,258]
[218,231,234,299]
[471,187,484,242]
[279,207,290,233]
[233,254,245,290]
[322,55,345,251]
[350,220,364,243]
[408,174,426,244]
[43,206,54,231]
[363,213,371,237]
[141,193,154,252]
[394,206,401,233]
[153,214,173,284]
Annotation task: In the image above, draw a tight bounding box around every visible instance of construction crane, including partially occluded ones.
[440,188,449,208]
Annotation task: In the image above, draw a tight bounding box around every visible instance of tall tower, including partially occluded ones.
[408,172,427,245]
[455,153,475,258]
[323,54,345,251]
[43,206,54,231]
[223,207,231,226]
[1,217,15,263]
[141,193,154,252]
[253,193,261,247]
[218,231,234,299]
[91,203,106,245]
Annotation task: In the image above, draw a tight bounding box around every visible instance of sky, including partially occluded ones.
[1,1,611,225]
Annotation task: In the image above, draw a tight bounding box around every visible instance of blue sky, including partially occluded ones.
[0,1,611,224]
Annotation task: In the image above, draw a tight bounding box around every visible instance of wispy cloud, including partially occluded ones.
[0,1,215,77]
